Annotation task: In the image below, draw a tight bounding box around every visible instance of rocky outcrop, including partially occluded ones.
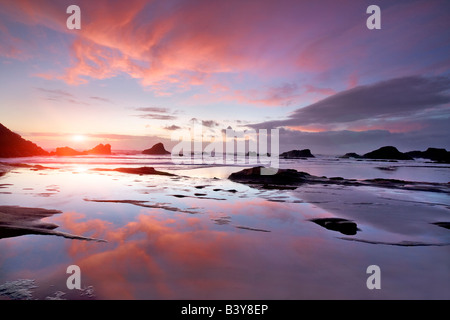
[0,123,49,158]
[228,166,450,193]
[50,144,112,156]
[405,148,450,163]
[142,143,170,155]
[340,152,363,159]
[280,149,314,159]
[0,205,106,241]
[363,146,412,160]
[51,146,84,156]
[228,166,317,186]
[86,143,111,155]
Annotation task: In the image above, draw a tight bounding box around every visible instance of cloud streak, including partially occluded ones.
[34,87,90,106]
[134,106,178,121]
[250,76,450,131]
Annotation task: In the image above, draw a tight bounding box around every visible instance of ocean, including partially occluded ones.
[0,154,449,299]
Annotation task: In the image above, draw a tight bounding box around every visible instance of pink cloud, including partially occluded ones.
[2,0,449,109]
[3,1,335,90]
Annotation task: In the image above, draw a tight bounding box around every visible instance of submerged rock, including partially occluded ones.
[310,217,359,235]
[0,279,37,300]
[92,166,176,176]
[363,146,412,160]
[280,149,315,159]
[142,142,170,155]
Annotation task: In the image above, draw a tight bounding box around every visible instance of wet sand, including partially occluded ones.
[0,205,106,242]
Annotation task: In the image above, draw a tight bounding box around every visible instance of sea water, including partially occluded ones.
[0,155,449,299]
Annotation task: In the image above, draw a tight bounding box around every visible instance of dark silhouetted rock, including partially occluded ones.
[431,222,450,230]
[51,147,85,156]
[228,166,316,186]
[280,149,314,159]
[229,166,450,193]
[405,150,423,158]
[406,148,450,163]
[363,146,412,160]
[92,166,176,176]
[310,217,359,235]
[50,144,112,156]
[0,205,106,241]
[87,143,111,155]
[340,152,363,159]
[142,143,170,155]
[0,123,49,158]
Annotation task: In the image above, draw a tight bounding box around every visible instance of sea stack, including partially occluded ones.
[0,123,49,158]
[142,142,170,155]
[363,146,412,160]
[405,148,450,163]
[280,149,315,159]
[51,147,85,156]
[51,144,112,156]
[87,143,112,155]
[340,152,363,159]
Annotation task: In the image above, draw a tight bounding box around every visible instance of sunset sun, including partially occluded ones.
[72,134,86,142]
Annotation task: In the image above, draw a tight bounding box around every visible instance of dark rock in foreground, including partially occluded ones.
[228,166,316,186]
[228,166,450,193]
[0,162,56,171]
[280,149,314,159]
[431,222,450,230]
[142,143,170,155]
[0,205,106,241]
[0,123,49,158]
[363,146,412,160]
[310,218,359,235]
[406,148,450,163]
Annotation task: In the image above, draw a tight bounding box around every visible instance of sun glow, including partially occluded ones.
[72,134,86,142]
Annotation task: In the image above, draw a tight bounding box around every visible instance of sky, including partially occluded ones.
[0,0,449,154]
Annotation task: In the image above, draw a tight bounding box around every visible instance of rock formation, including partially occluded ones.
[280,149,314,159]
[142,142,170,155]
[50,144,112,156]
[86,143,111,155]
[0,123,49,158]
[363,146,412,160]
[406,148,450,163]
[340,152,363,159]
[51,146,85,156]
